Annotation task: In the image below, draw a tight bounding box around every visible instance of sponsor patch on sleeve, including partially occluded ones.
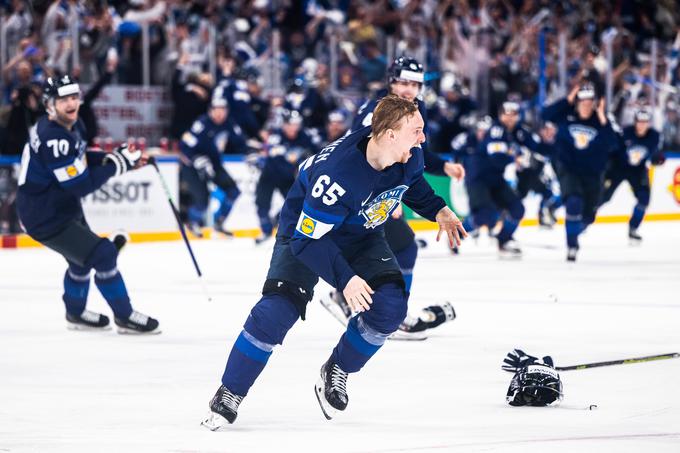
[53,154,87,183]
[295,211,334,239]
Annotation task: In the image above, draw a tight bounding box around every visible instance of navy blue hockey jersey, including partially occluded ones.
[613,126,662,169]
[466,123,539,184]
[16,117,116,239]
[280,126,446,290]
[542,99,618,175]
[179,114,248,167]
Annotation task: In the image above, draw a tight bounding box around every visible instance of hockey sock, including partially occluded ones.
[94,271,133,319]
[88,240,133,319]
[63,265,90,315]
[213,187,240,224]
[222,295,300,395]
[395,241,417,293]
[565,196,583,248]
[331,283,406,373]
[496,218,520,244]
[630,203,646,230]
[221,330,273,396]
[188,205,205,225]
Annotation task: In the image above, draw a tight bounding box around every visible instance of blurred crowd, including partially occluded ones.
[1,0,680,234]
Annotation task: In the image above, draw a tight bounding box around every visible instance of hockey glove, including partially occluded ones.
[651,153,666,166]
[399,302,456,333]
[193,155,215,179]
[105,143,142,176]
[502,349,555,372]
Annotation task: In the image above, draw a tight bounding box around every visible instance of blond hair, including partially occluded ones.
[371,94,418,139]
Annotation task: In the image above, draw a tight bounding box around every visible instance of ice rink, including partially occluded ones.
[1,221,679,452]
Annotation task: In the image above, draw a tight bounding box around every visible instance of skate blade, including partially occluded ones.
[628,239,642,247]
[388,330,428,341]
[116,326,162,335]
[319,297,350,327]
[498,253,522,260]
[201,412,229,431]
[67,322,112,332]
[314,380,336,420]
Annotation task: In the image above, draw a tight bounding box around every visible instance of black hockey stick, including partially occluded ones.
[555,353,680,371]
[148,157,211,301]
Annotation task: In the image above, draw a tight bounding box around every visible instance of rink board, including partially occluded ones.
[1,155,679,247]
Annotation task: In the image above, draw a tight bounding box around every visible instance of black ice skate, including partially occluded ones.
[254,232,272,245]
[498,239,522,259]
[114,311,161,334]
[186,222,204,238]
[66,310,111,331]
[566,247,578,262]
[201,385,244,431]
[110,230,130,252]
[315,360,349,420]
[213,219,234,237]
[628,228,642,245]
[319,291,352,327]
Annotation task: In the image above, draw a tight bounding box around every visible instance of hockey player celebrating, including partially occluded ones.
[15,75,159,334]
[202,95,467,429]
[599,107,665,243]
[542,83,619,261]
[463,101,533,257]
[320,56,464,338]
[179,93,248,237]
[254,109,317,244]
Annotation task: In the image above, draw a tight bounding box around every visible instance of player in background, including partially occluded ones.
[201,95,467,429]
[542,83,619,261]
[254,110,318,244]
[179,93,248,237]
[461,101,532,257]
[599,107,665,243]
[15,75,159,334]
[515,121,559,228]
[320,56,464,337]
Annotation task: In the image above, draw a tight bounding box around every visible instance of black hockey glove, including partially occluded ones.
[104,143,142,176]
[502,349,554,372]
[651,152,666,166]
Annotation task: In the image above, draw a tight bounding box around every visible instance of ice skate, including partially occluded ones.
[498,239,522,259]
[254,233,273,245]
[66,310,111,331]
[315,360,349,420]
[213,221,235,237]
[114,311,161,334]
[186,222,204,238]
[628,228,642,246]
[319,291,352,327]
[566,247,578,262]
[201,385,244,431]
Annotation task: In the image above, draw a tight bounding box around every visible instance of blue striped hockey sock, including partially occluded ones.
[222,330,274,396]
[63,267,90,315]
[94,269,133,319]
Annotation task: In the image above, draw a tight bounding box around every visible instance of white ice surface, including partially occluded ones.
[1,222,679,452]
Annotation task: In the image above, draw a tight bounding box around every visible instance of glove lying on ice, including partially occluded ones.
[502,348,554,372]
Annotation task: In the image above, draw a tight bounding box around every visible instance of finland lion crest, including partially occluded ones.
[360,185,409,229]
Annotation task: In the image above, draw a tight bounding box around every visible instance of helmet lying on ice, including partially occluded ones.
[506,361,563,407]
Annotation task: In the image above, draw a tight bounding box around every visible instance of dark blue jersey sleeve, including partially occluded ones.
[542,98,572,123]
[288,172,356,290]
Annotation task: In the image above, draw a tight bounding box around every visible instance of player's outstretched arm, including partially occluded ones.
[435,206,467,248]
[342,275,374,312]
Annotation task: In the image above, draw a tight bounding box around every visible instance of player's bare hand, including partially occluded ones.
[444,162,465,181]
[596,98,607,125]
[137,152,151,169]
[391,203,403,219]
[343,276,374,312]
[435,206,467,248]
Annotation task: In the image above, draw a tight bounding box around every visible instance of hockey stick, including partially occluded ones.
[148,157,211,301]
[555,353,680,371]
